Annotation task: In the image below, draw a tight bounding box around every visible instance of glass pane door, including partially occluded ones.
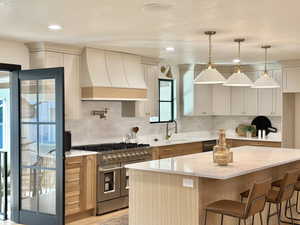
[11,68,64,225]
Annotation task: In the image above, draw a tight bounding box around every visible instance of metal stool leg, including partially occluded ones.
[221,214,224,225]
[289,200,295,225]
[260,212,264,225]
[204,210,207,225]
[277,203,281,225]
[252,215,255,225]
[239,218,241,225]
[267,202,271,225]
[244,219,247,225]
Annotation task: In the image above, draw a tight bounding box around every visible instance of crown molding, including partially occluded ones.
[26,42,83,55]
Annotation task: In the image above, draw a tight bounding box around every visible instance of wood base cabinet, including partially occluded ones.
[227,139,281,148]
[152,142,203,159]
[65,155,97,223]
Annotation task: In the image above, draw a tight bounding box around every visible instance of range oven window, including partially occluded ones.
[104,171,115,193]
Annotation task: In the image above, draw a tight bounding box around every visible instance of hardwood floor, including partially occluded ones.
[1,209,128,225]
[68,209,128,225]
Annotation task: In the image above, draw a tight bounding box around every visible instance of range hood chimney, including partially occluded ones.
[81,48,148,101]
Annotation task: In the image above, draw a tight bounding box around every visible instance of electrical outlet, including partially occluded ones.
[183,178,194,188]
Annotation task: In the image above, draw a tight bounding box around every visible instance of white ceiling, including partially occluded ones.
[0,0,299,64]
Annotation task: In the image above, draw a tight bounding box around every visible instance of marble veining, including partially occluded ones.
[65,150,98,157]
[126,146,300,179]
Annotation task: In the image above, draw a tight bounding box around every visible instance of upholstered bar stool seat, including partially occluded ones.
[206,200,246,217]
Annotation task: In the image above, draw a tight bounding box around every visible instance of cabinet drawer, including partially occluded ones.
[158,142,203,158]
[65,203,80,216]
[66,156,83,166]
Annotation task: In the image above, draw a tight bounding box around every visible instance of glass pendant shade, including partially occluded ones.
[252,72,280,89]
[194,66,226,84]
[223,71,253,87]
[194,31,226,84]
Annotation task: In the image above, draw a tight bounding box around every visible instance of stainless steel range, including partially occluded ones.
[72,143,152,215]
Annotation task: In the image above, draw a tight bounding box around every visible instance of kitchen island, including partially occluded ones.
[126,146,300,225]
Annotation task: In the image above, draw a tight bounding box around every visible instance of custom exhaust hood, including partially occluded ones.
[81,48,148,101]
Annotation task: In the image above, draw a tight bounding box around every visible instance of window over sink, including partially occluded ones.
[150,78,177,123]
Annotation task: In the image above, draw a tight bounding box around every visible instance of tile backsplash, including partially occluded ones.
[66,101,281,145]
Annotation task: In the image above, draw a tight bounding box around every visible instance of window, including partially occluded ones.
[151,78,176,123]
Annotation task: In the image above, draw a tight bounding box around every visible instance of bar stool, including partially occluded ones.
[204,179,271,225]
[240,169,299,225]
[272,175,300,223]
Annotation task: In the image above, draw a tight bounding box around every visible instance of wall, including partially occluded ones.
[0,39,29,68]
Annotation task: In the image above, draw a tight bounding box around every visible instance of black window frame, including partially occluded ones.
[150,78,175,124]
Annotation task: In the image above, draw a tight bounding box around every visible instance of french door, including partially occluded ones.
[11,68,65,225]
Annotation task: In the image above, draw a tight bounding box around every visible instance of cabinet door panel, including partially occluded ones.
[194,84,212,115]
[64,54,81,119]
[45,52,63,67]
[212,84,231,115]
[244,71,258,115]
[231,87,244,115]
[272,70,282,116]
[283,67,300,93]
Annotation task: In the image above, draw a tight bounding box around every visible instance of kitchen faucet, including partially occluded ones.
[165,120,178,140]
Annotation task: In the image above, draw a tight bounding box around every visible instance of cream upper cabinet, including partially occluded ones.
[29,46,82,120]
[135,64,159,118]
[64,54,81,120]
[194,84,212,115]
[258,70,282,116]
[123,54,146,89]
[231,87,245,115]
[182,69,212,116]
[244,71,258,115]
[282,67,300,93]
[105,51,128,88]
[212,82,231,116]
[272,70,282,116]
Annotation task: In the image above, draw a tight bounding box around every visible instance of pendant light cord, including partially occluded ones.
[238,41,241,72]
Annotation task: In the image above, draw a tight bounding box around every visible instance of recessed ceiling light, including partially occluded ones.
[233,59,240,63]
[48,24,62,31]
[165,47,175,52]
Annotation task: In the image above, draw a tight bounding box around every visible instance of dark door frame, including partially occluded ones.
[0,63,21,71]
[10,67,65,225]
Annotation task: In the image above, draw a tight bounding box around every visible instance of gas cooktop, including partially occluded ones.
[72,142,150,152]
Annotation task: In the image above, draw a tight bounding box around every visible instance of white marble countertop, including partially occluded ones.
[65,150,98,158]
[126,146,300,179]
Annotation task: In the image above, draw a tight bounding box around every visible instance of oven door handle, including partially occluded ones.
[98,166,123,172]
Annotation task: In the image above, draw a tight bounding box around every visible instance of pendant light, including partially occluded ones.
[252,45,280,89]
[223,38,253,87]
[194,31,226,84]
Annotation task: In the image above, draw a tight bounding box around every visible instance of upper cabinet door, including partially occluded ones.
[244,71,258,115]
[194,84,212,115]
[212,82,231,115]
[258,70,274,116]
[231,87,244,115]
[283,67,300,93]
[272,69,282,116]
[123,54,146,89]
[45,52,64,67]
[105,52,129,88]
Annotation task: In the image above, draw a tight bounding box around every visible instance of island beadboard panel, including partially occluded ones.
[129,170,199,225]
